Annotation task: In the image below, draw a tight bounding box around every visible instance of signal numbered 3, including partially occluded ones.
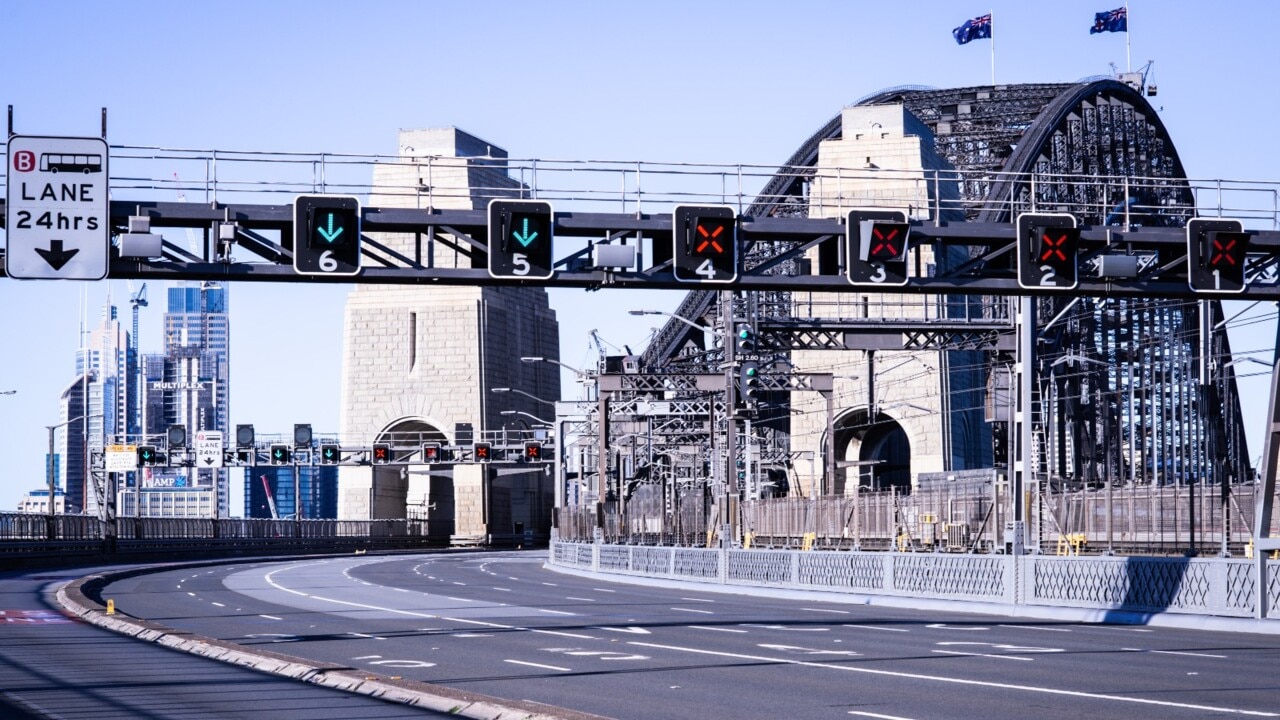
[488,200,554,280]
[1016,213,1080,290]
[673,205,738,284]
[846,209,910,286]
[1187,218,1249,294]
[293,195,362,276]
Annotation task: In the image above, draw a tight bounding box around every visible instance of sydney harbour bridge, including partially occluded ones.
[2,77,1278,562]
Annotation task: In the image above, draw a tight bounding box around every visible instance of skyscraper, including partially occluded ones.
[135,282,231,516]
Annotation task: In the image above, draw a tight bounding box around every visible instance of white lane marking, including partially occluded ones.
[542,582,558,587]
[933,649,1033,662]
[592,626,651,635]
[628,641,1276,717]
[1092,626,1153,633]
[593,588,616,593]
[689,625,748,633]
[936,642,1062,654]
[369,659,436,668]
[505,659,571,672]
[845,625,909,633]
[348,632,385,640]
[538,609,576,616]
[670,607,714,614]
[800,608,849,614]
[187,592,196,597]
[532,629,598,640]
[849,712,916,720]
[741,624,827,632]
[1123,647,1229,659]
[259,615,282,620]
[211,602,226,607]
[565,597,597,602]
[759,643,860,657]
[679,597,715,603]
[445,597,475,603]
[453,582,466,586]
[508,577,520,581]
[998,624,1071,633]
[926,623,988,631]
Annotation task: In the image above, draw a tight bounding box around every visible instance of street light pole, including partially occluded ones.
[45,413,102,531]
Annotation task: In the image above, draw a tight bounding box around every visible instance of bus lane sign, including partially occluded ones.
[5,135,109,280]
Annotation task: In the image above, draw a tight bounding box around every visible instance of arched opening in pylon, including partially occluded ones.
[833,408,912,494]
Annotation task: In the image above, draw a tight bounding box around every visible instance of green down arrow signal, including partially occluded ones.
[274,449,284,458]
[317,213,345,244]
[512,217,538,248]
[324,448,335,459]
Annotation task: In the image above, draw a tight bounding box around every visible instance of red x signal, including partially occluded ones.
[1039,231,1071,262]
[869,225,903,260]
[695,222,726,254]
[1210,235,1240,266]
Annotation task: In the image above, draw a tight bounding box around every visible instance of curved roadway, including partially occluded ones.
[81,551,1280,719]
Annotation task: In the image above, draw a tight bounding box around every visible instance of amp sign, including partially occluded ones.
[4,135,110,280]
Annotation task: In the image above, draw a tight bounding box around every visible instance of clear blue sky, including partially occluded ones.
[3,1,1279,513]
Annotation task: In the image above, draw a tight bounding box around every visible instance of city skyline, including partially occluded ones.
[4,1,1280,512]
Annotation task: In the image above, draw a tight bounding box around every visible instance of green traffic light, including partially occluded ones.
[317,212,344,245]
[745,366,757,377]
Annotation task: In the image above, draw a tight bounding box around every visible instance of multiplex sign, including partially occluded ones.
[4,135,110,280]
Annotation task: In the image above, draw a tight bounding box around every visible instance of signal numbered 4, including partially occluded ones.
[846,209,910,286]
[1187,218,1249,294]
[488,199,554,280]
[1016,213,1080,290]
[673,205,738,284]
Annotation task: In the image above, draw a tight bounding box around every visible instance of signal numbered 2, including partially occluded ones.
[673,205,738,284]
[488,200,554,280]
[1016,213,1080,290]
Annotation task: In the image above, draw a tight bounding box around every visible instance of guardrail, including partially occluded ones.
[550,538,1280,621]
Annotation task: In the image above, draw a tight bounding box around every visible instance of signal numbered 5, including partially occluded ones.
[673,205,738,284]
[1187,218,1249,294]
[488,199,554,280]
[1016,213,1080,290]
[846,209,910,286]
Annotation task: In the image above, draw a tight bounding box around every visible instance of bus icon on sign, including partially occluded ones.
[40,153,103,174]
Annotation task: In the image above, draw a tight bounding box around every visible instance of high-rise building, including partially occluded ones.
[245,465,339,520]
[134,282,232,516]
[55,300,137,515]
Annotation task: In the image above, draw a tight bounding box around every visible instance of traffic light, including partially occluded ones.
[371,443,391,465]
[1016,213,1080,290]
[167,424,187,449]
[474,442,493,463]
[673,205,737,283]
[293,424,313,447]
[524,441,543,461]
[236,424,255,449]
[1187,218,1249,294]
[739,361,761,414]
[846,209,909,286]
[236,449,255,466]
[293,195,362,276]
[422,442,441,463]
[488,199,554,279]
[319,444,340,465]
[270,444,291,466]
[137,445,158,467]
[736,323,757,354]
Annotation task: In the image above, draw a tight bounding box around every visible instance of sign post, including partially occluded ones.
[195,431,224,469]
[5,135,110,280]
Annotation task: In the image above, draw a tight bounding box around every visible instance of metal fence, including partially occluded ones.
[550,539,1280,621]
[557,481,1280,557]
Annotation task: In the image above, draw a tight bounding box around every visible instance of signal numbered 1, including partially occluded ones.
[1187,218,1249,294]
[846,209,910,286]
[673,205,738,284]
[1016,213,1080,290]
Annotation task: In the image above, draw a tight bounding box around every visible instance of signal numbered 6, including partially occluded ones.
[1016,213,1080,290]
[673,205,738,284]
[293,195,362,276]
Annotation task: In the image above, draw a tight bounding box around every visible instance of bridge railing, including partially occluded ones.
[4,141,1278,229]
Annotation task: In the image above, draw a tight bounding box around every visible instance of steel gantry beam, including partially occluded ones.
[4,198,1279,300]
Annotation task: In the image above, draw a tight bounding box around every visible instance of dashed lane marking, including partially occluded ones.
[844,625,909,633]
[505,659,571,672]
[670,607,714,614]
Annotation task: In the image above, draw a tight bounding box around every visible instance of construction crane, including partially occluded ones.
[260,474,279,520]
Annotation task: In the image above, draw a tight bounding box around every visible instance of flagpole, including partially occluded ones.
[988,8,998,85]
[1125,2,1131,72]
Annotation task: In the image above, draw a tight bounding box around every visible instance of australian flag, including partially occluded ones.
[1090,6,1127,34]
[953,13,993,45]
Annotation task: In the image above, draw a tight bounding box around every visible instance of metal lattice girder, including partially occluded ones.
[900,330,1011,351]
[598,373,833,394]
